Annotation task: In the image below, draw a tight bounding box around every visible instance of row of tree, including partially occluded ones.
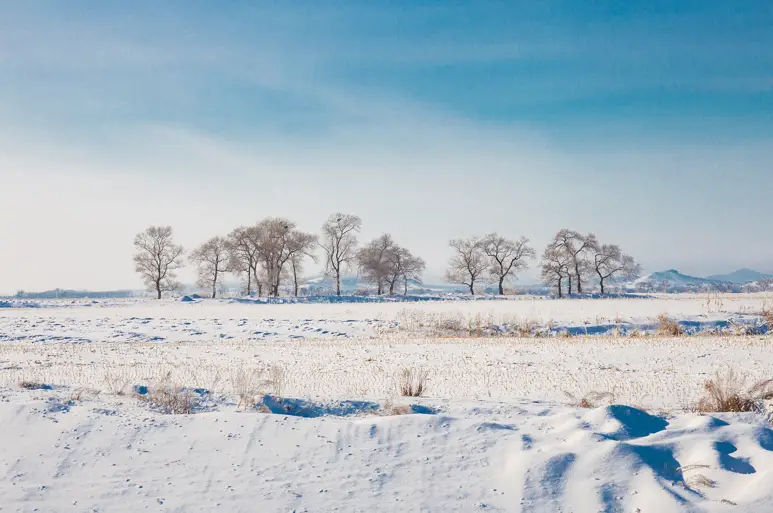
[132,213,425,299]
[133,215,638,299]
[443,230,639,297]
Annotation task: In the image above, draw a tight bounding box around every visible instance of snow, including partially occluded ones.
[1,294,773,511]
[0,294,771,342]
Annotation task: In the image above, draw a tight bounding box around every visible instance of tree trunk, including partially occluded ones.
[293,264,299,297]
[557,278,563,299]
[568,275,573,295]
[469,281,475,295]
[498,277,505,295]
[389,281,395,295]
[599,277,605,295]
[403,278,408,295]
[336,272,341,296]
[575,265,583,294]
[211,278,217,299]
[246,271,252,296]
[156,279,162,300]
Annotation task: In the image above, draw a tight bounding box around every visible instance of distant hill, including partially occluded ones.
[630,270,737,292]
[706,268,773,284]
[634,269,717,287]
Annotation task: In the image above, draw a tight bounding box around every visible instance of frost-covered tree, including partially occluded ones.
[319,213,361,296]
[133,226,184,299]
[226,226,262,296]
[357,234,396,295]
[288,232,318,297]
[399,251,426,295]
[445,237,487,295]
[551,229,596,294]
[255,218,316,297]
[382,245,426,295]
[591,244,641,294]
[482,233,536,295]
[190,236,230,298]
[540,241,571,298]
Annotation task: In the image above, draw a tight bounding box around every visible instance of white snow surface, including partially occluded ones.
[0,293,771,342]
[1,295,773,512]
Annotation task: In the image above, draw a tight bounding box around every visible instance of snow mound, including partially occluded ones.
[2,393,772,512]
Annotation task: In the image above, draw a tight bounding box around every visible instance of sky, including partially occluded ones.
[1,1,772,293]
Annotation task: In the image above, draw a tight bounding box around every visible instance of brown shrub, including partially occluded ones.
[657,314,683,337]
[398,368,429,397]
[697,368,773,413]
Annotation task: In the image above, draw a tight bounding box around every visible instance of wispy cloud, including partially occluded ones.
[0,1,772,292]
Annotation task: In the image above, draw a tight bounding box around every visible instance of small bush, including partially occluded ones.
[231,367,270,410]
[398,368,429,397]
[145,385,196,414]
[136,372,199,414]
[657,314,683,336]
[697,368,773,413]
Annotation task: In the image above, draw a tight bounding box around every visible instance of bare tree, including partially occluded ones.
[190,236,230,298]
[288,232,318,297]
[592,244,641,294]
[319,213,361,296]
[552,229,596,295]
[445,237,487,295]
[357,234,396,295]
[133,226,184,299]
[382,245,425,296]
[256,218,296,297]
[482,233,536,295]
[401,252,426,295]
[540,242,571,298]
[226,226,262,296]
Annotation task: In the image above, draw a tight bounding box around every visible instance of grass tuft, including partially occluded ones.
[697,368,773,413]
[657,314,684,337]
[398,368,429,397]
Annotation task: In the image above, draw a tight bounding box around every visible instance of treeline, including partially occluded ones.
[133,215,639,299]
[132,213,425,299]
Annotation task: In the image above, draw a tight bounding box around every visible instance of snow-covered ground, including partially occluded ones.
[1,295,773,511]
[1,292,772,342]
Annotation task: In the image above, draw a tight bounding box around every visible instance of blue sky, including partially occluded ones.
[1,1,772,291]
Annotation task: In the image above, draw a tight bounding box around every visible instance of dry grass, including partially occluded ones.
[563,390,615,408]
[398,368,429,397]
[760,301,773,327]
[138,373,197,415]
[657,314,684,337]
[697,368,773,413]
[231,367,267,410]
[686,474,716,489]
[268,365,287,397]
[103,367,132,395]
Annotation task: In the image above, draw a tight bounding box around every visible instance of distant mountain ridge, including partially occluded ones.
[706,268,773,284]
[630,268,773,293]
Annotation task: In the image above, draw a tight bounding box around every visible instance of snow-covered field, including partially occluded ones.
[1,295,773,512]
